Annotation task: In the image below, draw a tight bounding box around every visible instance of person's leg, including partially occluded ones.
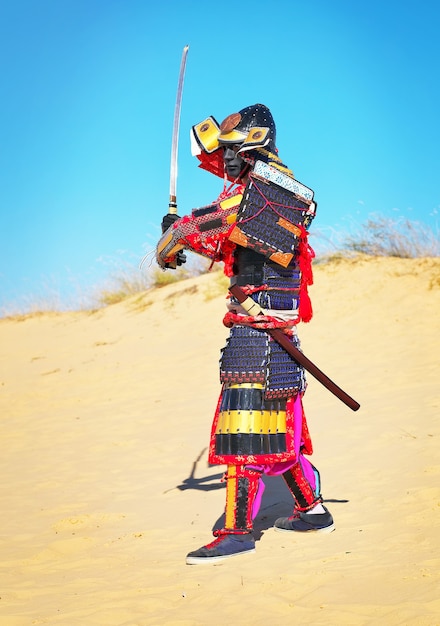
[274,455,335,533]
[282,455,322,512]
[186,465,262,564]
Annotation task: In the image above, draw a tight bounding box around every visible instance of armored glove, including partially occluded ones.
[160,213,187,267]
[161,213,180,233]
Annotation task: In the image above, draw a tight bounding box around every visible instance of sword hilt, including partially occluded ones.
[168,196,178,215]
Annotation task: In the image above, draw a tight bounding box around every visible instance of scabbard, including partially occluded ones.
[228,283,360,412]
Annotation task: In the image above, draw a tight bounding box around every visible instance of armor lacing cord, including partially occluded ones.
[223,284,299,331]
[213,528,250,537]
[223,310,298,333]
[200,529,250,552]
[238,178,304,226]
[229,284,299,296]
[217,181,245,202]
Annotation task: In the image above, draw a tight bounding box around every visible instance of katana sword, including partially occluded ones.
[168,44,189,215]
[229,283,360,412]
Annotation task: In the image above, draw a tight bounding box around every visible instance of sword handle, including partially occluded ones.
[168,196,178,215]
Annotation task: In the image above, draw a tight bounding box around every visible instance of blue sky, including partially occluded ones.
[1,0,439,312]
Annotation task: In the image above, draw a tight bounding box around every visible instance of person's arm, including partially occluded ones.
[156,191,243,269]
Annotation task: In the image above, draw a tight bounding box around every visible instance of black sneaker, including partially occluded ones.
[274,506,335,533]
[186,532,255,565]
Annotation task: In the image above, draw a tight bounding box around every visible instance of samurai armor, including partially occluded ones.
[219,325,306,398]
[228,160,316,267]
[156,191,243,266]
[223,465,263,532]
[282,460,322,511]
[213,383,291,459]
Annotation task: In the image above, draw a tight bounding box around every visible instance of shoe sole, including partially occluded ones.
[186,548,256,565]
[273,523,335,534]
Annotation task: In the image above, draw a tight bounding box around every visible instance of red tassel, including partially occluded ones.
[297,227,315,323]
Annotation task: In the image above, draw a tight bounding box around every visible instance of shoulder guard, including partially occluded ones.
[228,161,316,268]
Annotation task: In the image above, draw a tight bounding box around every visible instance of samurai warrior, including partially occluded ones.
[156,104,334,564]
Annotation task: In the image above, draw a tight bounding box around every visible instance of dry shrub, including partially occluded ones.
[343,217,439,258]
[96,254,212,307]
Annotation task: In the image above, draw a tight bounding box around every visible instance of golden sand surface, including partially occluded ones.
[0,256,439,625]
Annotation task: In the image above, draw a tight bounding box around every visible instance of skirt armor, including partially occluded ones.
[209,247,311,465]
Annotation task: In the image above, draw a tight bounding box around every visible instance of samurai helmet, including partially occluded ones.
[218,103,276,153]
[191,103,278,180]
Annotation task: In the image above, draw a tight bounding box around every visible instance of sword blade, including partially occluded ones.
[168,45,189,213]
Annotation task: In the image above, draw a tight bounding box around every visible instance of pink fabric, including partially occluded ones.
[251,477,266,519]
[248,394,316,519]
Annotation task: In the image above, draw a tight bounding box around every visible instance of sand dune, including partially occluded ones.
[0,255,439,625]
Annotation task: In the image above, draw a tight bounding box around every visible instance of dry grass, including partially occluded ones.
[203,269,229,301]
[342,216,440,258]
[94,254,213,307]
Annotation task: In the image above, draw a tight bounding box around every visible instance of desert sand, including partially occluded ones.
[0,255,439,626]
